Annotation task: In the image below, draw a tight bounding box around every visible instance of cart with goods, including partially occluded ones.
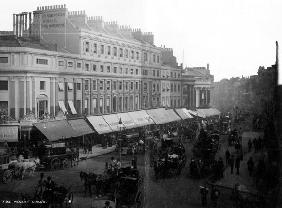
[37,142,78,170]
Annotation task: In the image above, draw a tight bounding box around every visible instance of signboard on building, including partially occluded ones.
[0,125,19,142]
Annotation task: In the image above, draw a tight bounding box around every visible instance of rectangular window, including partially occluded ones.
[153,84,156,92]
[93,80,97,91]
[144,83,147,91]
[113,81,117,90]
[135,96,139,109]
[0,81,8,90]
[0,101,8,116]
[0,57,8,63]
[92,64,97,71]
[136,52,139,60]
[130,69,134,75]
[153,70,155,76]
[85,41,89,52]
[131,50,134,59]
[113,47,117,56]
[84,80,89,91]
[93,43,97,53]
[84,99,89,113]
[119,67,123,74]
[125,82,129,91]
[100,65,104,72]
[58,60,65,66]
[40,81,45,90]
[36,58,48,65]
[99,80,104,90]
[100,45,104,54]
[85,63,89,71]
[106,80,111,90]
[93,98,97,113]
[76,83,81,90]
[67,62,73,67]
[144,53,147,62]
[157,70,159,77]
[130,82,134,90]
[106,98,110,112]
[58,82,64,91]
[99,98,103,113]
[119,81,122,90]
[119,48,123,57]
[113,67,117,73]
[125,68,128,74]
[156,83,159,92]
[107,46,111,55]
[125,49,128,58]
[135,82,139,90]
[77,62,81,68]
[153,54,156,62]
[68,83,73,90]
[136,68,139,75]
[157,55,159,63]
[107,66,111,73]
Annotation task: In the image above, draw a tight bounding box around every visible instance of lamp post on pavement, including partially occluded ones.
[118,118,123,162]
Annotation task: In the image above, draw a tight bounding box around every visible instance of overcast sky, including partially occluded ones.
[1,0,281,82]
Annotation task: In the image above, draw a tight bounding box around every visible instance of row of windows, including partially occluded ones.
[84,41,160,64]
[161,83,181,92]
[162,71,181,79]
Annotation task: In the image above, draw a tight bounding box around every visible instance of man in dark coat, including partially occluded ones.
[229,155,235,174]
[200,186,209,207]
[235,156,241,175]
[211,186,220,207]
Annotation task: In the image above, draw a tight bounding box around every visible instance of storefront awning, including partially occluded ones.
[175,108,193,119]
[196,108,221,117]
[103,114,125,132]
[33,120,79,142]
[87,116,113,134]
[164,109,181,122]
[68,119,94,137]
[68,100,77,114]
[146,108,169,124]
[117,113,138,129]
[181,108,194,119]
[0,125,19,142]
[58,101,67,113]
[128,110,154,127]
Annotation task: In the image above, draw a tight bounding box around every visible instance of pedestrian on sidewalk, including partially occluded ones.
[235,156,241,175]
[247,157,254,176]
[200,186,209,207]
[229,155,235,174]
[225,149,230,166]
[210,186,220,207]
[248,139,253,152]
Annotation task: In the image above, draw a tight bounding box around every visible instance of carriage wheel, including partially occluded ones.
[51,158,61,170]
[2,170,12,184]
[62,158,71,169]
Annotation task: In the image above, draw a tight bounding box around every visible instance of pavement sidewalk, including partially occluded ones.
[78,145,116,160]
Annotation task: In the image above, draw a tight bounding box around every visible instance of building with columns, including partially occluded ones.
[0,4,214,121]
[182,65,213,109]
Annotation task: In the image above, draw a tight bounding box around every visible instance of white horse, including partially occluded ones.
[9,158,40,180]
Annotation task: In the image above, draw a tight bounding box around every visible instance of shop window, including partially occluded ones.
[36,58,48,65]
[0,81,8,90]
[40,81,45,90]
[0,57,8,63]
[76,83,81,90]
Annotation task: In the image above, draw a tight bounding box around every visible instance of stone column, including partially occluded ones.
[195,88,200,108]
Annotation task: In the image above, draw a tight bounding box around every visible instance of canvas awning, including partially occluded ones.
[87,116,113,134]
[196,108,221,117]
[146,108,168,124]
[0,125,19,142]
[117,113,138,129]
[58,101,67,113]
[164,109,181,122]
[33,120,79,141]
[68,119,94,137]
[175,108,193,119]
[103,114,125,132]
[128,110,154,127]
[68,100,77,114]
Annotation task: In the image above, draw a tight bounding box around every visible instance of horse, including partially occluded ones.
[9,158,40,180]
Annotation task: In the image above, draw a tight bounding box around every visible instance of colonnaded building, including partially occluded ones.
[0,4,213,121]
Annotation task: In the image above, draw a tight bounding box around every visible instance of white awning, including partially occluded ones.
[128,110,154,127]
[103,114,125,132]
[87,116,113,134]
[117,113,137,129]
[68,100,77,114]
[175,108,193,119]
[146,108,169,124]
[181,108,194,119]
[196,108,221,117]
[58,101,67,113]
[164,109,181,122]
[0,125,19,142]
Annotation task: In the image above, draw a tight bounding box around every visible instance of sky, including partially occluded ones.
[1,0,281,82]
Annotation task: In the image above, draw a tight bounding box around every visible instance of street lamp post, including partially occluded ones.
[118,118,123,162]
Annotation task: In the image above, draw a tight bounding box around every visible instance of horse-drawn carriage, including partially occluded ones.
[152,137,187,179]
[37,142,78,170]
[80,166,143,208]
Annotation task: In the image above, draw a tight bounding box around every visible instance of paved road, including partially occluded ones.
[0,134,230,208]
